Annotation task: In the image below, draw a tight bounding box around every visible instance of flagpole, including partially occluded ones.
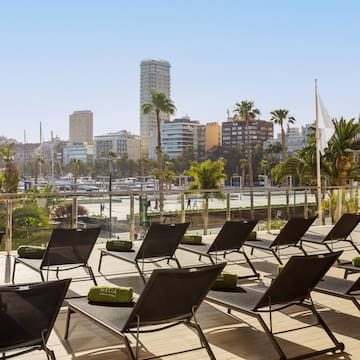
[315,79,323,224]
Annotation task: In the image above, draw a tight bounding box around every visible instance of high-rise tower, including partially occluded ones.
[69,110,94,144]
[140,59,171,158]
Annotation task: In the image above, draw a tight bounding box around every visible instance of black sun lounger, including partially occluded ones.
[0,279,71,359]
[244,216,316,264]
[178,220,259,279]
[65,263,225,360]
[337,261,360,278]
[98,222,189,282]
[12,227,101,285]
[300,213,360,254]
[206,251,344,360]
[315,275,360,311]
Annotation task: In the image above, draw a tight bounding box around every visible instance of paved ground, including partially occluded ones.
[1,225,359,359]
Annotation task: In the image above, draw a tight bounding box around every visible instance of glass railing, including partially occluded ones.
[0,185,358,252]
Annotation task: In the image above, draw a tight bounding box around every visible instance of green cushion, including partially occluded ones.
[247,231,257,240]
[278,264,285,273]
[17,245,46,259]
[212,272,237,290]
[180,235,202,245]
[88,286,133,304]
[106,239,133,252]
[352,256,360,267]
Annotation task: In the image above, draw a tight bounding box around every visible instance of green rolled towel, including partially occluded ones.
[212,272,237,290]
[88,286,133,304]
[106,239,133,252]
[352,256,360,267]
[17,245,46,259]
[278,264,285,273]
[180,235,202,245]
[247,231,257,240]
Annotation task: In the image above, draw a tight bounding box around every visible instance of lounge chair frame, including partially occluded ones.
[12,227,101,285]
[244,217,316,264]
[315,275,360,311]
[178,220,260,279]
[300,213,360,255]
[98,222,189,282]
[0,279,71,359]
[206,252,345,360]
[64,263,225,360]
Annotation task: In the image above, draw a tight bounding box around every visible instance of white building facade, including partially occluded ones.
[160,117,200,159]
[94,131,140,161]
[140,59,171,159]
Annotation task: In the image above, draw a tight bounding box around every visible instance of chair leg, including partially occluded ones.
[255,313,287,359]
[351,298,360,311]
[173,257,182,269]
[241,251,259,278]
[123,335,136,360]
[348,239,360,254]
[308,302,344,352]
[64,308,74,340]
[189,321,216,360]
[11,259,18,283]
[98,251,104,272]
[135,262,147,284]
[86,265,97,286]
[271,249,283,264]
[43,346,55,360]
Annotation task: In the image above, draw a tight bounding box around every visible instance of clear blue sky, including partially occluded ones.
[1,0,360,143]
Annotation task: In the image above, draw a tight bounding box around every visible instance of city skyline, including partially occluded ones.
[1,1,360,143]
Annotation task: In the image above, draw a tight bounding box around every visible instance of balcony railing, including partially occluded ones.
[0,185,358,254]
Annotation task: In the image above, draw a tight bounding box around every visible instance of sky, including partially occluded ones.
[1,0,360,143]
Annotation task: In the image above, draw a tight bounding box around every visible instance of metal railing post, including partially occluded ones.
[6,199,12,255]
[72,197,78,229]
[226,193,231,221]
[267,191,271,233]
[304,189,308,218]
[130,194,135,240]
[180,191,185,223]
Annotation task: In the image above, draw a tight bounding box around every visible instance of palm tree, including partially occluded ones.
[270,109,296,161]
[0,143,20,193]
[233,101,260,219]
[270,109,295,217]
[70,158,83,190]
[326,117,360,186]
[186,159,226,235]
[142,92,176,221]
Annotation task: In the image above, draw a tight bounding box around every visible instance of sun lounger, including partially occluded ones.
[12,226,101,285]
[337,261,360,278]
[0,279,70,359]
[98,222,189,282]
[244,216,316,264]
[178,220,259,279]
[65,263,225,360]
[206,251,344,360]
[315,275,360,311]
[300,213,360,254]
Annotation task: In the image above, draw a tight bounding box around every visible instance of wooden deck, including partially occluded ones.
[1,225,359,359]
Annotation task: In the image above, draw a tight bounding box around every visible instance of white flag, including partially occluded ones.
[318,95,335,154]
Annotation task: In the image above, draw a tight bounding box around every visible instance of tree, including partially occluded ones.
[270,109,295,218]
[325,117,360,186]
[142,92,176,221]
[70,158,83,190]
[233,101,260,219]
[270,109,296,161]
[0,143,20,193]
[186,159,226,235]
